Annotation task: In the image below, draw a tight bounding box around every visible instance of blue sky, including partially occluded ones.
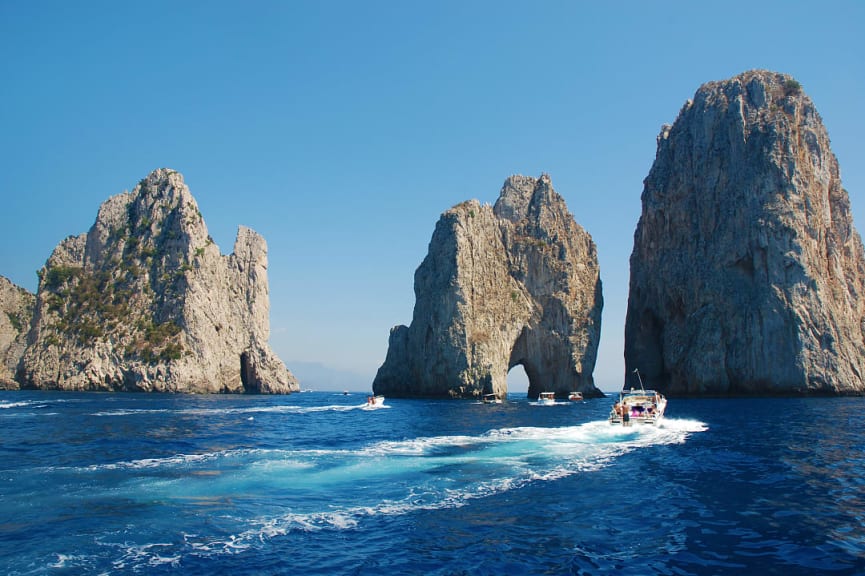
[1,1,863,392]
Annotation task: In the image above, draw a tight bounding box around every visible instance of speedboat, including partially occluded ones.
[609,369,666,425]
[610,389,666,425]
[568,391,583,401]
[537,391,556,405]
[483,393,502,404]
[366,395,385,407]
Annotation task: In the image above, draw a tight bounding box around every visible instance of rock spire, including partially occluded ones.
[17,168,299,393]
[625,70,865,395]
[373,174,603,399]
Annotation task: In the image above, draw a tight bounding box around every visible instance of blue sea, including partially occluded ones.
[1,391,863,575]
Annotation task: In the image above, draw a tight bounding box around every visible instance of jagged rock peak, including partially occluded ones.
[0,276,34,389]
[373,174,603,400]
[625,70,865,396]
[17,168,299,394]
[494,174,542,222]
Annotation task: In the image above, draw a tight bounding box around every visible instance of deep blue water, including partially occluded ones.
[1,391,863,575]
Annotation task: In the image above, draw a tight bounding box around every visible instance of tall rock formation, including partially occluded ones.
[0,276,35,389]
[625,70,865,396]
[373,174,603,399]
[17,168,299,393]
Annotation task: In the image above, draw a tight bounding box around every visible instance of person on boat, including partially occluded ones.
[622,407,630,426]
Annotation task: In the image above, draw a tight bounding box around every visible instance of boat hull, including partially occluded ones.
[536,392,556,406]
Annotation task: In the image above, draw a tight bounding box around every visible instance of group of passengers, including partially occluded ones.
[612,401,658,425]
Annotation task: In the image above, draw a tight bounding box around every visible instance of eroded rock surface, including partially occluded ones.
[373,174,603,399]
[0,276,34,389]
[625,70,865,395]
[17,169,298,393]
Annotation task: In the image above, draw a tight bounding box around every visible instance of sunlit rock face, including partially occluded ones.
[373,174,603,400]
[625,70,865,396]
[0,276,34,389]
[18,168,298,394]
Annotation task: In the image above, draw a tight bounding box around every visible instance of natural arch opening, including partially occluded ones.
[507,364,529,397]
[508,328,545,399]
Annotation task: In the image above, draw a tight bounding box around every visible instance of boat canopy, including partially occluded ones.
[621,390,660,398]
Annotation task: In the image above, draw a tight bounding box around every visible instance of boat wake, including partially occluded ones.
[8,407,707,572]
[52,418,708,568]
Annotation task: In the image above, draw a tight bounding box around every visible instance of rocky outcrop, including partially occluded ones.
[625,70,865,396]
[0,276,34,389]
[17,168,299,393]
[373,174,603,399]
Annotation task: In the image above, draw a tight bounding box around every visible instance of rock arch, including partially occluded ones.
[373,174,603,399]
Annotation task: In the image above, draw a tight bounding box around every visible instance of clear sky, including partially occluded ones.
[1,1,863,392]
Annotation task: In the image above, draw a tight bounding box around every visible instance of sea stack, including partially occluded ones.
[373,174,603,399]
[17,168,299,393]
[0,276,35,389]
[625,70,865,396]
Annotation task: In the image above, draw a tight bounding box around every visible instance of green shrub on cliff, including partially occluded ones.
[784,78,801,96]
[42,265,80,290]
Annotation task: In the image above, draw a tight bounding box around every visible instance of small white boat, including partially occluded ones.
[483,393,502,404]
[537,391,556,405]
[609,370,666,425]
[366,395,385,407]
[568,391,583,401]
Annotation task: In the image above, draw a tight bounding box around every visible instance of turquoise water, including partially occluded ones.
[0,391,863,574]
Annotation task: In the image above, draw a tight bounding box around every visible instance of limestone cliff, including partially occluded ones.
[0,276,35,389]
[625,70,865,396]
[373,174,603,399]
[17,168,299,393]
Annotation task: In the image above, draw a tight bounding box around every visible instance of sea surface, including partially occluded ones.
[1,390,863,575]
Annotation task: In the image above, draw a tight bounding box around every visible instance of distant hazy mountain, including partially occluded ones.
[288,361,372,392]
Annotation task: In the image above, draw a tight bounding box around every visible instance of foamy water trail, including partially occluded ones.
[0,400,34,409]
[79,417,707,565]
[0,398,63,416]
[12,414,708,572]
[74,418,706,476]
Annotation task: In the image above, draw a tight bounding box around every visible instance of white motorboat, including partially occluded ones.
[366,395,385,407]
[483,393,502,404]
[609,370,666,425]
[537,392,556,405]
[568,391,583,401]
